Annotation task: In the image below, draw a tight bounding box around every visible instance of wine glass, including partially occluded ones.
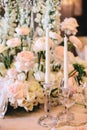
[0,88,8,119]
[57,87,75,124]
[82,82,87,107]
[38,82,58,129]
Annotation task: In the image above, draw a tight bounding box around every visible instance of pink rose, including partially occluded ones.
[8,81,29,99]
[33,37,54,52]
[16,51,34,62]
[54,46,75,63]
[69,35,83,51]
[15,51,35,72]
[54,46,64,60]
[6,38,21,48]
[15,27,30,35]
[61,17,79,35]
[7,68,18,79]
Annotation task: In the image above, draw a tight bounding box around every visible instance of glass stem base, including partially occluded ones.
[38,114,58,127]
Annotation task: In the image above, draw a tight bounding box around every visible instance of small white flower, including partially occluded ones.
[17,73,26,81]
[34,71,45,82]
[36,27,44,36]
[33,63,38,72]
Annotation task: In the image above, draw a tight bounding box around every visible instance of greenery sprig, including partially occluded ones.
[73,63,86,85]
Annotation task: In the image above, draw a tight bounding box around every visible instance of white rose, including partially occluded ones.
[33,37,53,52]
[61,17,79,35]
[34,71,45,81]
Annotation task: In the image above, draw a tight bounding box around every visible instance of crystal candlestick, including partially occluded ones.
[38,82,58,128]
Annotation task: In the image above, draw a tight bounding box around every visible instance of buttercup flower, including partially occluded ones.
[15,27,30,35]
[61,17,79,35]
[69,35,83,51]
[6,38,21,48]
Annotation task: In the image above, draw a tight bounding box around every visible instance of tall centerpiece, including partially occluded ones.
[0,0,87,122]
[38,0,62,128]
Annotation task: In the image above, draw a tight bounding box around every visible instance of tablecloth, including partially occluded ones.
[0,104,87,130]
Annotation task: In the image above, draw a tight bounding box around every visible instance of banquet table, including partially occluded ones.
[0,104,87,130]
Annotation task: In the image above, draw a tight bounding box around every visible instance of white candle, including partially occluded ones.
[45,27,50,83]
[30,11,34,32]
[64,35,68,88]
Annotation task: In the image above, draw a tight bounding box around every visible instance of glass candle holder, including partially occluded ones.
[38,82,58,128]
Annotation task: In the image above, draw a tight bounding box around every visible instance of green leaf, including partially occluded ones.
[73,63,86,85]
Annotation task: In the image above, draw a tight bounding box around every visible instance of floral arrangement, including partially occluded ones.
[0,0,87,114]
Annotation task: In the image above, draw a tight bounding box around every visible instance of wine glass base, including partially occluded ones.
[38,114,58,127]
[57,111,74,125]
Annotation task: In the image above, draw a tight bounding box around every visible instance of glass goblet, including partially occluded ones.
[58,87,75,124]
[38,82,58,129]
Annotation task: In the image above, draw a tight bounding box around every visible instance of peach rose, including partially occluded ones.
[6,38,21,48]
[69,35,83,51]
[54,46,75,64]
[15,51,35,72]
[33,37,54,52]
[61,17,79,35]
[54,46,64,61]
[16,51,34,62]
[15,27,30,35]
[8,81,29,99]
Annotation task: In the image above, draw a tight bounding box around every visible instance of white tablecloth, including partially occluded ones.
[0,104,87,130]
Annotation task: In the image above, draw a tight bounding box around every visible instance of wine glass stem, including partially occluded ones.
[44,91,51,115]
[65,107,69,114]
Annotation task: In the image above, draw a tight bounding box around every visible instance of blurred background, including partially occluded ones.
[61,0,87,36]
